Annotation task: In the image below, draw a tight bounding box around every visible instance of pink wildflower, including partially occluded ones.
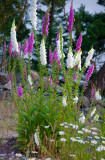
[42,10,50,37]
[75,33,82,52]
[49,49,53,65]
[17,85,23,97]
[9,41,12,56]
[68,3,74,33]
[28,32,34,53]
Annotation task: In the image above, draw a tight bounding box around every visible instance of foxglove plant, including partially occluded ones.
[40,39,47,65]
[67,47,74,68]
[75,33,82,52]
[30,0,37,30]
[68,2,74,33]
[9,41,12,56]
[42,8,50,37]
[11,20,19,52]
[17,85,23,97]
[85,48,94,68]
[28,32,34,54]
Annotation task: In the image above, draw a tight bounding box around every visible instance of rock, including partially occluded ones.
[31,70,40,82]
[81,96,90,108]
[0,72,9,84]
[0,90,6,101]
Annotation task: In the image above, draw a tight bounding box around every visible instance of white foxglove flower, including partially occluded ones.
[40,39,47,65]
[34,132,39,146]
[90,107,96,117]
[57,39,61,59]
[95,90,101,100]
[94,114,99,121]
[67,47,74,68]
[79,113,85,124]
[62,96,67,107]
[30,0,37,30]
[28,75,33,86]
[85,48,94,68]
[73,96,78,104]
[73,51,82,69]
[11,20,19,52]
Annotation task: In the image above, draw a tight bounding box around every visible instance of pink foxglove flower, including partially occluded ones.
[28,32,34,54]
[84,65,94,89]
[68,3,74,33]
[42,9,50,37]
[30,0,37,30]
[75,33,82,52]
[11,20,19,52]
[40,39,47,65]
[9,41,12,56]
[17,85,23,97]
[73,75,77,81]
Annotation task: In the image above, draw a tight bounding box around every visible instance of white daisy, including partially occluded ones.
[91,140,97,145]
[77,131,83,134]
[15,153,23,157]
[92,132,97,135]
[59,131,65,135]
[94,136,100,140]
[70,137,77,142]
[60,138,66,142]
[72,125,78,129]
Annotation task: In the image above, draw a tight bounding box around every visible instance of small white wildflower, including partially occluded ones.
[70,137,77,142]
[96,145,104,152]
[79,112,85,124]
[65,125,69,128]
[28,158,36,160]
[85,48,94,68]
[77,131,83,134]
[101,136,105,139]
[91,127,97,131]
[34,132,39,146]
[102,141,105,144]
[31,151,38,154]
[44,125,50,128]
[92,132,97,135]
[72,125,78,129]
[11,20,19,52]
[69,123,74,127]
[60,138,66,142]
[60,123,64,126]
[94,114,99,121]
[91,140,97,145]
[77,139,85,144]
[70,154,76,157]
[45,158,51,160]
[94,136,100,140]
[82,128,91,133]
[59,131,65,135]
[67,47,74,68]
[62,96,67,107]
[15,153,23,157]
[95,90,101,101]
[30,0,37,30]
[90,107,96,117]
[40,39,47,65]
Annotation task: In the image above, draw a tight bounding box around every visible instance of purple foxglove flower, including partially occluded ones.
[53,49,61,69]
[23,41,28,55]
[17,85,23,97]
[49,76,52,85]
[9,41,12,56]
[4,42,6,54]
[28,32,34,53]
[75,33,82,52]
[42,10,50,37]
[49,49,53,65]
[18,44,21,54]
[84,65,94,88]
[23,71,26,77]
[68,3,74,33]
[73,75,77,81]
